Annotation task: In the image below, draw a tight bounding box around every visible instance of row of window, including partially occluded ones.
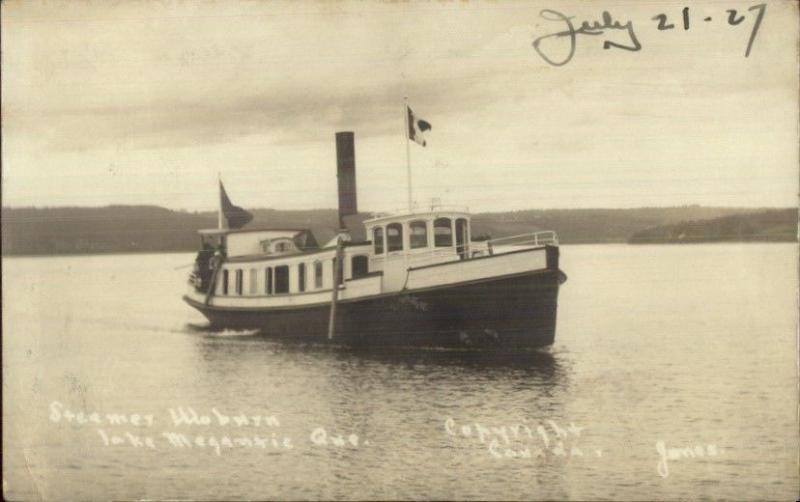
[373,217,467,254]
[220,255,369,296]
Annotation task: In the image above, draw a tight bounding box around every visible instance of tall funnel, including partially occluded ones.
[335,131,357,228]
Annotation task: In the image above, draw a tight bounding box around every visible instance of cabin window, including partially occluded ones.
[410,220,428,249]
[351,255,369,279]
[434,218,453,247]
[249,268,258,295]
[373,227,384,254]
[274,265,289,294]
[265,267,273,294]
[222,269,229,295]
[387,223,403,252]
[298,263,306,292]
[274,241,289,253]
[235,269,243,295]
[314,261,323,289]
[332,258,344,285]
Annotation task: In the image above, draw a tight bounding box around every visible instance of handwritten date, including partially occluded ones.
[533,4,767,66]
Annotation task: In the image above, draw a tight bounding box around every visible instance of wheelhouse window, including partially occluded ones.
[235,269,243,295]
[314,261,323,289]
[409,220,428,249]
[387,223,403,252]
[434,218,453,247]
[373,227,384,254]
[249,268,258,295]
[351,255,369,279]
[222,269,229,295]
[298,263,306,292]
[274,265,289,294]
[265,267,273,294]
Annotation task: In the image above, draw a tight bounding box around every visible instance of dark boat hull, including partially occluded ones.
[184,268,566,350]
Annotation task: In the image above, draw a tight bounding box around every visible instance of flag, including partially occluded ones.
[219,181,253,229]
[407,106,432,147]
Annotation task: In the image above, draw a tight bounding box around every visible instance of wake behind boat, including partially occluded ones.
[183,131,567,350]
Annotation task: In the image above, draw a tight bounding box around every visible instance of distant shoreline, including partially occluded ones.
[2,205,796,256]
[3,241,797,259]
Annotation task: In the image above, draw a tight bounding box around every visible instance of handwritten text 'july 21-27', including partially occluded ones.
[532,4,767,66]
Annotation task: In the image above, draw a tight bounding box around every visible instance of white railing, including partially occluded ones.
[487,231,559,248]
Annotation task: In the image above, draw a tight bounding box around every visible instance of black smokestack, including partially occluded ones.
[335,131,357,228]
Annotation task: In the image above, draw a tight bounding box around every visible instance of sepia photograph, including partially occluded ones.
[2,0,798,500]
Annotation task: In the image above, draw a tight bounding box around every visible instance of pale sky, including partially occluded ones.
[2,0,798,213]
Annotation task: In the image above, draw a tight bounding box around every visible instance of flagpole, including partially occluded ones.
[404,97,413,213]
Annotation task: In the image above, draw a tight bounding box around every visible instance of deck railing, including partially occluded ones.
[487,231,559,248]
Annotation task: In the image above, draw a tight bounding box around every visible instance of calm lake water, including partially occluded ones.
[2,244,798,501]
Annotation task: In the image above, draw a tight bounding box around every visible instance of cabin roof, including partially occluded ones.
[198,226,310,236]
[200,227,320,253]
[363,210,471,226]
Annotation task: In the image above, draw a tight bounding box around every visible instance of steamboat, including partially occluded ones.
[184,131,567,349]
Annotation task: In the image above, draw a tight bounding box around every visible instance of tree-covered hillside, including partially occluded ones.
[628,209,797,244]
[1,205,795,256]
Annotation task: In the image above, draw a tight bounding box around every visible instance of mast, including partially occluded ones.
[404,97,413,213]
[327,237,344,339]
